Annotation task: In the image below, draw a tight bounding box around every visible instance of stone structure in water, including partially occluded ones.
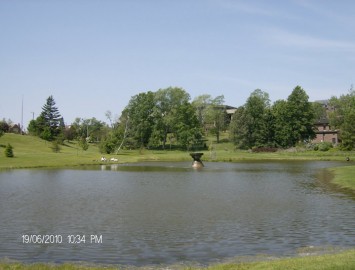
[190,152,204,168]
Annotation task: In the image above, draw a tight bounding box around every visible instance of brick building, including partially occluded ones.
[312,100,339,145]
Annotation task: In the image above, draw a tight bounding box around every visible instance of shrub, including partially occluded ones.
[5,143,14,157]
[316,142,333,151]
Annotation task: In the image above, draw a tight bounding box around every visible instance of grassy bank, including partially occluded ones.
[1,249,355,270]
[1,133,354,191]
[1,133,355,170]
[328,166,355,191]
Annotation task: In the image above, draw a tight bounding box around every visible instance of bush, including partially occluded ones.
[315,142,333,152]
[5,143,14,157]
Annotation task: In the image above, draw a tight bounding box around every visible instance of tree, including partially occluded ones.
[78,137,89,151]
[112,87,202,150]
[5,143,14,157]
[122,91,155,148]
[0,120,10,138]
[150,87,191,149]
[206,95,227,143]
[272,99,291,148]
[192,94,227,143]
[174,101,202,150]
[230,89,271,148]
[285,86,316,146]
[70,117,108,142]
[328,87,355,150]
[271,86,315,148]
[192,94,212,131]
[28,95,64,141]
[230,106,250,149]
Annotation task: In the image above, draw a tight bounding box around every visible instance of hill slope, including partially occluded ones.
[0,133,102,169]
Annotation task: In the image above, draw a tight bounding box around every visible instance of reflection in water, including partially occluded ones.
[0,161,354,266]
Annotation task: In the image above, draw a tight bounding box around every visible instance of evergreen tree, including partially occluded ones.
[28,95,64,141]
[5,143,14,157]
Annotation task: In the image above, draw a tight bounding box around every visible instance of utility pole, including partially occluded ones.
[21,95,24,134]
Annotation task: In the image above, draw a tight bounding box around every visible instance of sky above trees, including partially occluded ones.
[1,0,355,129]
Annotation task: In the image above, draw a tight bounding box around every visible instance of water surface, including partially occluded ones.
[0,161,354,265]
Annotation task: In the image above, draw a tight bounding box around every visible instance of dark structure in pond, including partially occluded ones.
[190,152,204,168]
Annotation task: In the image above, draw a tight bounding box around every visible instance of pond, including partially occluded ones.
[0,161,354,266]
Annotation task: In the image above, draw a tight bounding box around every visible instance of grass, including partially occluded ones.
[0,249,354,269]
[1,133,355,169]
[327,166,355,191]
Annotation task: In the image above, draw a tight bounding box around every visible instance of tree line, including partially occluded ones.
[22,85,355,152]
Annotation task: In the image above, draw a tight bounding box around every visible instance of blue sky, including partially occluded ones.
[1,0,355,129]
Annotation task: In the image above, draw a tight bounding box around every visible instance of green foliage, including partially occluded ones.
[71,117,108,143]
[0,120,9,138]
[115,87,202,150]
[4,143,14,157]
[285,86,316,146]
[314,142,333,151]
[40,126,52,141]
[272,99,292,148]
[78,137,89,151]
[231,86,316,149]
[329,88,355,150]
[99,137,118,154]
[27,96,64,141]
[230,106,250,149]
[230,89,272,149]
[192,94,228,143]
[122,91,155,147]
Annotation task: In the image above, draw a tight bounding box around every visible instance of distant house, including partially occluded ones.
[313,117,339,145]
[225,105,237,122]
[312,100,339,145]
[9,124,22,134]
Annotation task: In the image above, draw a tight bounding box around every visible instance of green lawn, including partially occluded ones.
[1,133,355,192]
[1,249,355,270]
[328,166,355,191]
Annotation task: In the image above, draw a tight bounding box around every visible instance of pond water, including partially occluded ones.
[0,161,354,266]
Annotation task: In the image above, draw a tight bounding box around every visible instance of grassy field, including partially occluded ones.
[1,249,355,270]
[1,133,355,169]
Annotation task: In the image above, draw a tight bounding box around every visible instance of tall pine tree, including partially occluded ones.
[28,95,64,141]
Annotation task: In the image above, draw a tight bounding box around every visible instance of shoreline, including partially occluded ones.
[1,133,354,192]
[1,248,355,270]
